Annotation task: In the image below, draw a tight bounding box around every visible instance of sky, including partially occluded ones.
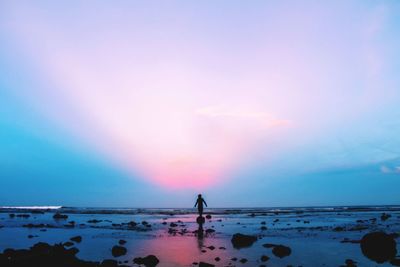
[0,0,400,207]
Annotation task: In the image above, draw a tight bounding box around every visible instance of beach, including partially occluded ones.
[0,206,399,266]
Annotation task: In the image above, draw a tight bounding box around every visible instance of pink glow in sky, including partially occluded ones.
[1,1,398,189]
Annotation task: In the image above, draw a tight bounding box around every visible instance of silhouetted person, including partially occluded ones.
[194,194,207,217]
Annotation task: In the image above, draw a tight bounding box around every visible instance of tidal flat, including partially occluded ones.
[0,206,399,267]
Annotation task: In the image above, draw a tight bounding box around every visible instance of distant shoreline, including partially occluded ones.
[1,205,400,215]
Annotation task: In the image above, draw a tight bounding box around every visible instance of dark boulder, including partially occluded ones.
[272,245,291,258]
[205,214,212,219]
[0,242,98,267]
[231,233,257,249]
[133,255,159,266]
[390,258,400,266]
[199,262,215,267]
[111,246,127,257]
[360,232,397,263]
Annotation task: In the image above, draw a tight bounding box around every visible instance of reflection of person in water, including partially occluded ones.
[196,219,204,249]
[194,194,207,217]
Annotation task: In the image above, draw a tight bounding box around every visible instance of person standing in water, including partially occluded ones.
[194,194,207,217]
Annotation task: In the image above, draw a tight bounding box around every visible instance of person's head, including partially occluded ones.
[198,194,202,198]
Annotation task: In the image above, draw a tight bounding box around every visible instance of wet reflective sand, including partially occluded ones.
[0,207,399,266]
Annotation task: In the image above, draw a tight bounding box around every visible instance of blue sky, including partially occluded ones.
[0,0,399,207]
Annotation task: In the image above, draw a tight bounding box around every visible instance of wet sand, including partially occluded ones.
[0,206,399,266]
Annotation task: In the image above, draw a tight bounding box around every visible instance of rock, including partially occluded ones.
[205,229,215,234]
[239,258,248,263]
[70,236,82,243]
[199,262,215,267]
[231,233,257,249]
[271,245,291,258]
[170,222,178,227]
[112,246,127,257]
[128,221,137,227]
[260,255,270,262]
[9,214,15,218]
[333,226,345,232]
[207,246,215,250]
[23,223,47,228]
[88,219,102,223]
[205,214,212,219]
[390,258,400,266]
[118,240,127,245]
[390,233,399,239]
[381,213,391,221]
[214,257,220,261]
[133,255,159,266]
[360,232,397,263]
[53,213,68,220]
[0,242,99,267]
[196,216,205,224]
[261,226,267,231]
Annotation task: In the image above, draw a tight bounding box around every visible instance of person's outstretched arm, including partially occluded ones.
[194,200,198,207]
[203,199,208,207]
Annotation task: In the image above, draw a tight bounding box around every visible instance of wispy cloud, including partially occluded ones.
[380,165,400,174]
[195,106,292,127]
